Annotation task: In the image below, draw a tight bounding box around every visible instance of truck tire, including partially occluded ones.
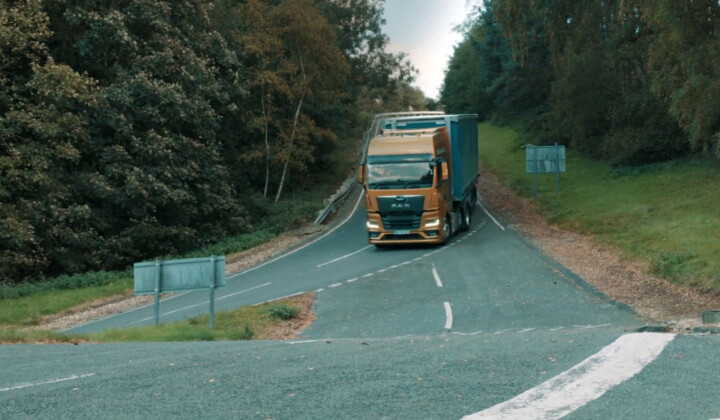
[459,205,471,232]
[442,215,452,242]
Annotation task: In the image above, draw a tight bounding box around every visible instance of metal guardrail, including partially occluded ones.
[313,177,356,224]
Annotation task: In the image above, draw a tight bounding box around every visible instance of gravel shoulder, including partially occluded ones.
[38,173,719,334]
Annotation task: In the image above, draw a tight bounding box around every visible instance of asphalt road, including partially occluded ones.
[2,190,719,419]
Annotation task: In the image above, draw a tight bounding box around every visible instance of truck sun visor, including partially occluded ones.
[367,154,433,164]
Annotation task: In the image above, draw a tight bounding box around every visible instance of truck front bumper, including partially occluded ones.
[366,211,446,245]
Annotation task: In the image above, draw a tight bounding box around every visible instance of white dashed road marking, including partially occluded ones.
[443,302,453,330]
[432,263,443,288]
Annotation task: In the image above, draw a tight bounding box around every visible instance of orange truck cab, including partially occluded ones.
[358,114,478,246]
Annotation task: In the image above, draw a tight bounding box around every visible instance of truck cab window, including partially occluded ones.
[367,162,434,190]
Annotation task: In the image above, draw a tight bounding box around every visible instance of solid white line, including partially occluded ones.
[477,201,505,231]
[432,263,444,288]
[227,190,365,280]
[577,323,612,329]
[216,282,272,301]
[1,373,96,392]
[463,332,676,420]
[518,328,536,333]
[253,291,305,305]
[444,302,453,330]
[287,339,328,345]
[316,245,372,268]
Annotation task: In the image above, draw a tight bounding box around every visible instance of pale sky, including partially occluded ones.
[382,0,476,99]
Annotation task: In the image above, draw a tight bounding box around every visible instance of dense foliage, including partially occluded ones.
[0,0,417,284]
[441,0,720,165]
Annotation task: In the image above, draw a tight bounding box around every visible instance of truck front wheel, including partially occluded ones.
[442,215,452,242]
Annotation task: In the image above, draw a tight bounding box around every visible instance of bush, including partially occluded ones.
[263,304,300,320]
[0,270,130,300]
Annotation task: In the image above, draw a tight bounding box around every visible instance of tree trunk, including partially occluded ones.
[275,56,308,203]
[261,86,270,198]
[274,92,304,203]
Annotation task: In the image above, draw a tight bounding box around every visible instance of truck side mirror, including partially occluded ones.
[357,165,365,184]
[441,162,449,181]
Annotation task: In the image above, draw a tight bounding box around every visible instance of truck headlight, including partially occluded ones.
[425,218,440,228]
[367,220,380,229]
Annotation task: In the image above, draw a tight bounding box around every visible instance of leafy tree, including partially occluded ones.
[637,0,720,157]
[271,0,349,202]
[447,0,688,164]
[1,1,102,280]
[42,0,247,265]
[440,35,491,118]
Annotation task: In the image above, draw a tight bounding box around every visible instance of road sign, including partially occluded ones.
[525,145,566,174]
[524,144,566,195]
[134,256,226,327]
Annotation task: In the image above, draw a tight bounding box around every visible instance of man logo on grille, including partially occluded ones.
[391,196,410,209]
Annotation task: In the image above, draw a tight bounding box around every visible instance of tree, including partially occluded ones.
[440,35,491,118]
[1,1,103,279]
[638,0,720,157]
[271,0,349,202]
[42,0,247,265]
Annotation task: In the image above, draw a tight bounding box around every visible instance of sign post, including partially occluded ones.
[154,258,161,325]
[209,255,217,329]
[134,256,226,328]
[525,144,566,196]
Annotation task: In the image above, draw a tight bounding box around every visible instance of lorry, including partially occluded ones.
[357,113,479,246]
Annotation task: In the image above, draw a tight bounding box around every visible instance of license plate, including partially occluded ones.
[394,230,411,235]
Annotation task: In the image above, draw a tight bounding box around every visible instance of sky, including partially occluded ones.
[381,0,477,100]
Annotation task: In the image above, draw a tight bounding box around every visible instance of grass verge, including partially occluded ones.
[0,293,314,344]
[0,279,132,326]
[0,191,328,328]
[479,123,720,293]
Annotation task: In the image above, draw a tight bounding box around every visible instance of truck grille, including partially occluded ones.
[382,212,421,230]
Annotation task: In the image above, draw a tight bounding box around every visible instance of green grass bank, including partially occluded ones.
[479,123,720,293]
[0,295,312,344]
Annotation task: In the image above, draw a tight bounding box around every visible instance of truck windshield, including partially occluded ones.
[367,162,434,190]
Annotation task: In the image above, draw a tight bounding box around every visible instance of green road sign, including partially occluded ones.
[524,144,566,195]
[134,256,226,294]
[525,145,566,174]
[133,256,226,327]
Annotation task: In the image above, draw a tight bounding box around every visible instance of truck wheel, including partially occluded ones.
[442,215,452,242]
[460,205,471,232]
